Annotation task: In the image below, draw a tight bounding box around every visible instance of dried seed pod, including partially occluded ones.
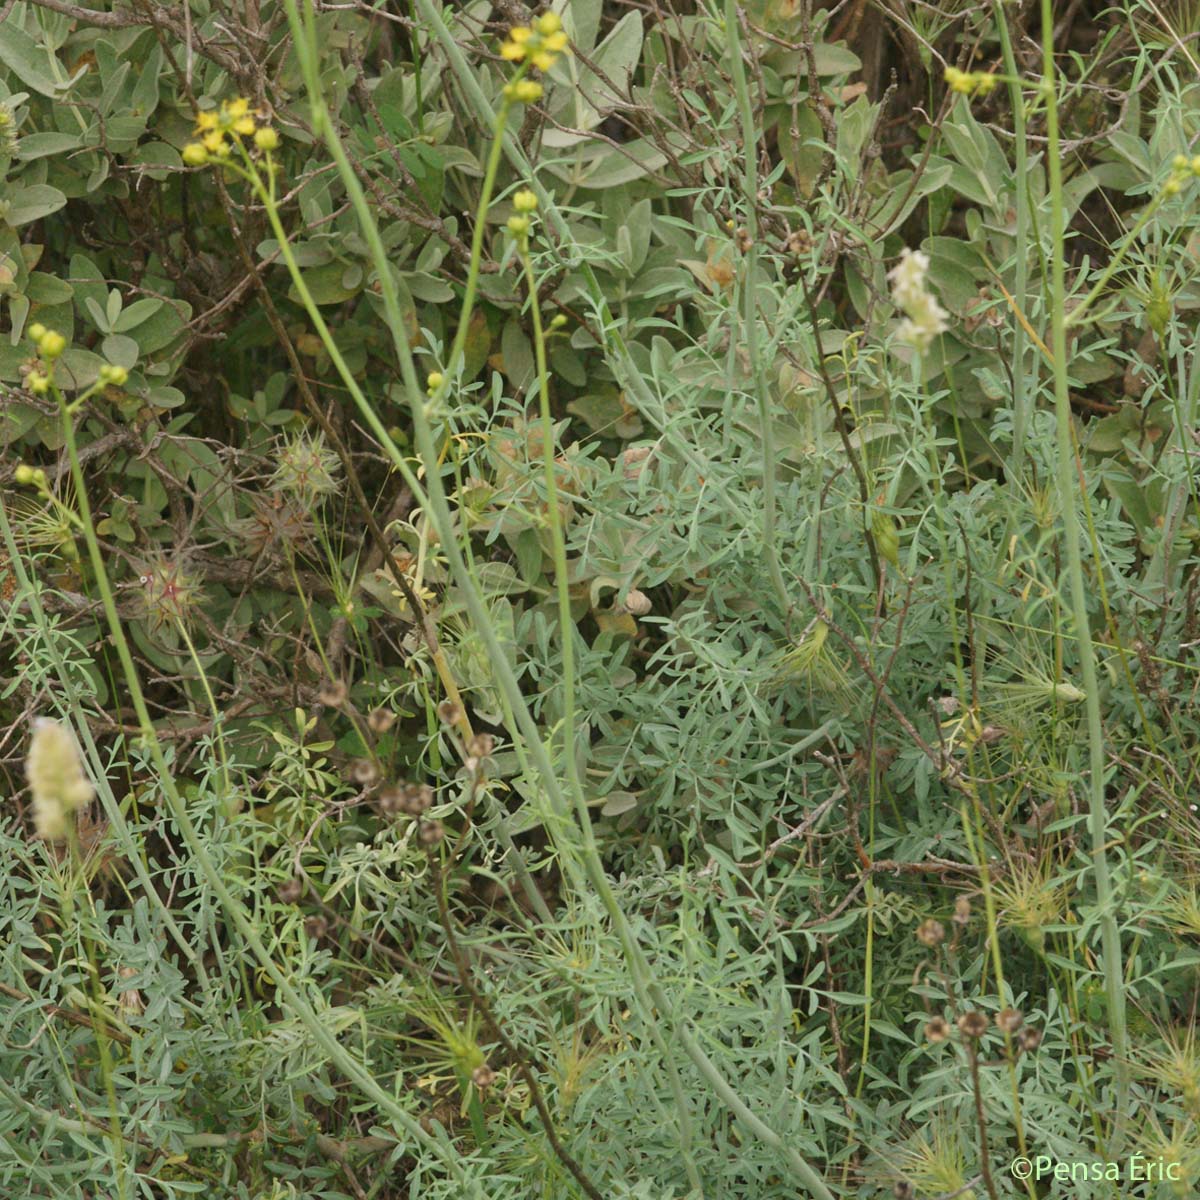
[916,918,945,947]
[304,914,328,939]
[437,699,462,726]
[1017,1026,1042,1052]
[348,758,380,788]
[957,1011,989,1039]
[377,785,405,816]
[995,1008,1024,1034]
[318,678,348,707]
[624,588,652,616]
[368,707,397,734]
[278,876,304,904]
[418,820,445,847]
[466,733,494,758]
[953,895,972,925]
[471,1064,496,1091]
[404,783,434,815]
[924,1016,950,1043]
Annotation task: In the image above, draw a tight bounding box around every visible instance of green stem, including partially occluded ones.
[723,0,790,614]
[1040,0,1128,1109]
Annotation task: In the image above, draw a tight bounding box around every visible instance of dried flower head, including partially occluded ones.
[137,555,203,633]
[925,1016,951,1043]
[404,783,434,815]
[115,966,145,1016]
[318,678,349,708]
[466,732,495,759]
[957,1011,989,1039]
[269,430,341,503]
[377,785,406,816]
[304,914,328,939]
[418,819,445,847]
[278,876,304,904]
[348,758,381,788]
[25,718,94,841]
[437,699,463,726]
[953,895,972,925]
[995,1008,1024,1034]
[1017,1026,1042,1052]
[916,918,946,947]
[471,1063,496,1090]
[888,248,949,353]
[368,706,397,734]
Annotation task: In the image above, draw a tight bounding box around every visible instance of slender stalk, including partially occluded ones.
[723,0,790,614]
[1039,0,1128,1105]
[991,0,1031,479]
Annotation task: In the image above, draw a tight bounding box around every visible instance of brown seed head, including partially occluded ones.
[953,895,972,925]
[957,1011,989,1039]
[437,699,462,726]
[349,758,380,788]
[404,783,434,815]
[304,914,328,939]
[471,1064,496,1090]
[916,918,946,947]
[318,678,348,707]
[467,732,495,758]
[418,819,445,847]
[924,1016,950,1043]
[278,876,304,904]
[1017,1026,1042,1052]
[995,1007,1024,1034]
[368,707,397,734]
[377,785,405,816]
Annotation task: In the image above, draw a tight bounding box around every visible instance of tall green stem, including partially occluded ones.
[723,0,790,614]
[1040,0,1128,1106]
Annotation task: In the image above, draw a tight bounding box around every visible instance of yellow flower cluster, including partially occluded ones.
[1165,153,1200,195]
[945,67,996,98]
[182,97,278,167]
[507,188,539,238]
[500,11,569,72]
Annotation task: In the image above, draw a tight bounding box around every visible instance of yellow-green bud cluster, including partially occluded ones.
[500,11,570,72]
[28,323,66,359]
[944,67,997,98]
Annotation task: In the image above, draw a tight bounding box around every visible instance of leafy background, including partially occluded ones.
[2,0,1200,1197]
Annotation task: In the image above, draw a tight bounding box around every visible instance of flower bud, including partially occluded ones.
[254,127,279,152]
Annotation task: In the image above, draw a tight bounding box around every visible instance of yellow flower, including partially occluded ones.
[972,72,996,96]
[513,188,538,213]
[535,11,561,34]
[202,130,225,153]
[513,80,544,102]
[226,97,250,120]
[500,40,527,61]
[507,215,530,237]
[426,371,444,391]
[196,110,219,131]
[232,116,256,136]
[532,50,557,71]
[543,30,568,51]
[255,127,279,152]
[944,66,972,95]
[509,26,532,43]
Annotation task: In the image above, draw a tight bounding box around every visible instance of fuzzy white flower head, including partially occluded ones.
[25,718,93,841]
[888,247,949,353]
